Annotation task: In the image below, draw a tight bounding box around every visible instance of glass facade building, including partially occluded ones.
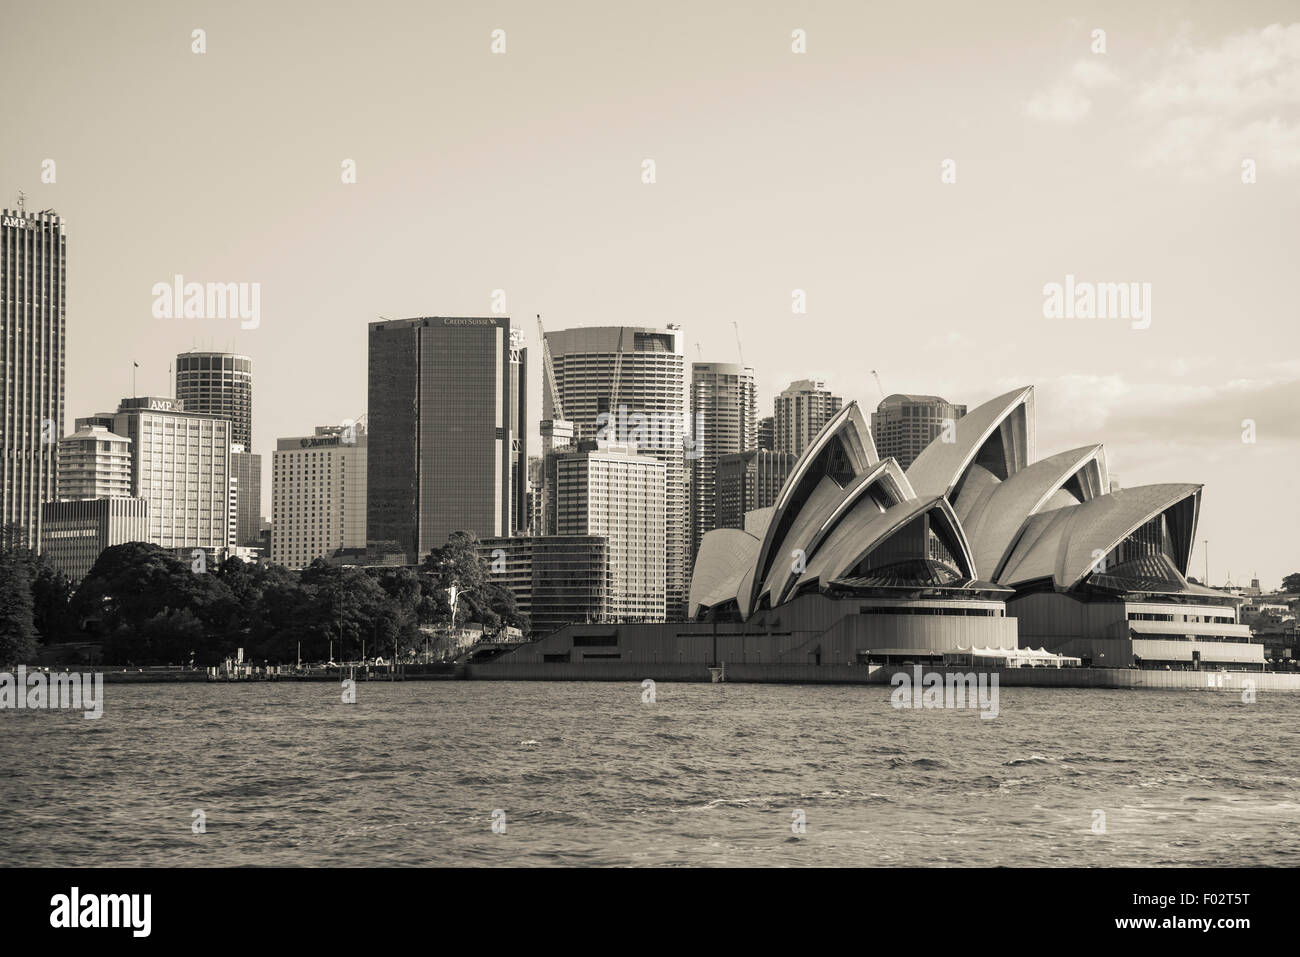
[367,317,526,564]
[478,535,611,637]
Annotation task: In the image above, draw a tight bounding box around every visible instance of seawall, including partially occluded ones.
[467,660,1300,692]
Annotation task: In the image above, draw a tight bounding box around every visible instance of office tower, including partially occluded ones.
[112,396,230,553]
[689,362,756,560]
[56,425,133,500]
[757,416,774,451]
[175,352,262,546]
[229,444,262,547]
[367,317,526,564]
[544,325,687,616]
[271,424,368,569]
[716,449,798,531]
[871,393,967,469]
[175,352,253,448]
[774,379,842,456]
[1,206,66,549]
[478,535,610,636]
[40,498,149,583]
[549,442,666,622]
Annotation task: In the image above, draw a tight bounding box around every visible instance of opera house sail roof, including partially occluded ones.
[688,382,1226,621]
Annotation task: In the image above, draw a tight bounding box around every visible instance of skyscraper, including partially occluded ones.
[367,317,526,564]
[757,416,774,451]
[871,393,967,469]
[549,441,666,622]
[544,325,687,616]
[1,205,66,549]
[689,362,756,560]
[716,448,797,531]
[175,352,261,546]
[111,396,230,555]
[774,379,842,456]
[271,424,367,569]
[175,352,252,448]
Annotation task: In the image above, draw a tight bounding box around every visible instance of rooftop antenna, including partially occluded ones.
[15,190,26,212]
[695,342,703,361]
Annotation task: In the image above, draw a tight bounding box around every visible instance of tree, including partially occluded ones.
[0,551,39,665]
[1282,573,1300,594]
[72,543,236,665]
[421,532,528,634]
[300,560,399,661]
[0,523,74,644]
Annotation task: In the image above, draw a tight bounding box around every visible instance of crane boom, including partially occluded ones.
[537,314,564,421]
[608,327,626,414]
[732,321,745,367]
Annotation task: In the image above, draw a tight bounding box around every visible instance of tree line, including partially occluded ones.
[0,527,525,667]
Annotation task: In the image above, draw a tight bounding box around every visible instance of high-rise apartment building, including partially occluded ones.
[774,379,842,456]
[544,325,686,616]
[111,396,230,552]
[549,441,666,622]
[689,362,756,560]
[55,425,133,500]
[757,416,774,451]
[271,424,367,569]
[367,317,526,563]
[871,394,967,469]
[716,448,798,531]
[1,206,66,549]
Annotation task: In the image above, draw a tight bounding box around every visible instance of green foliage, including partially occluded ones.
[13,530,530,665]
[0,550,39,665]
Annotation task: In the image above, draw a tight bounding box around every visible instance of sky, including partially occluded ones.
[3,0,1297,587]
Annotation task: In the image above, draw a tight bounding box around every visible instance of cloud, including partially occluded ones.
[1025,24,1300,178]
[1025,81,1093,124]
[1029,370,1300,451]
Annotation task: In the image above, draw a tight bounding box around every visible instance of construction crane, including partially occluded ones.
[870,370,887,401]
[732,321,745,367]
[537,314,564,421]
[608,327,626,414]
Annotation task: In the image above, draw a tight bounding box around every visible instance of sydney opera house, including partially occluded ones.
[493,385,1261,675]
